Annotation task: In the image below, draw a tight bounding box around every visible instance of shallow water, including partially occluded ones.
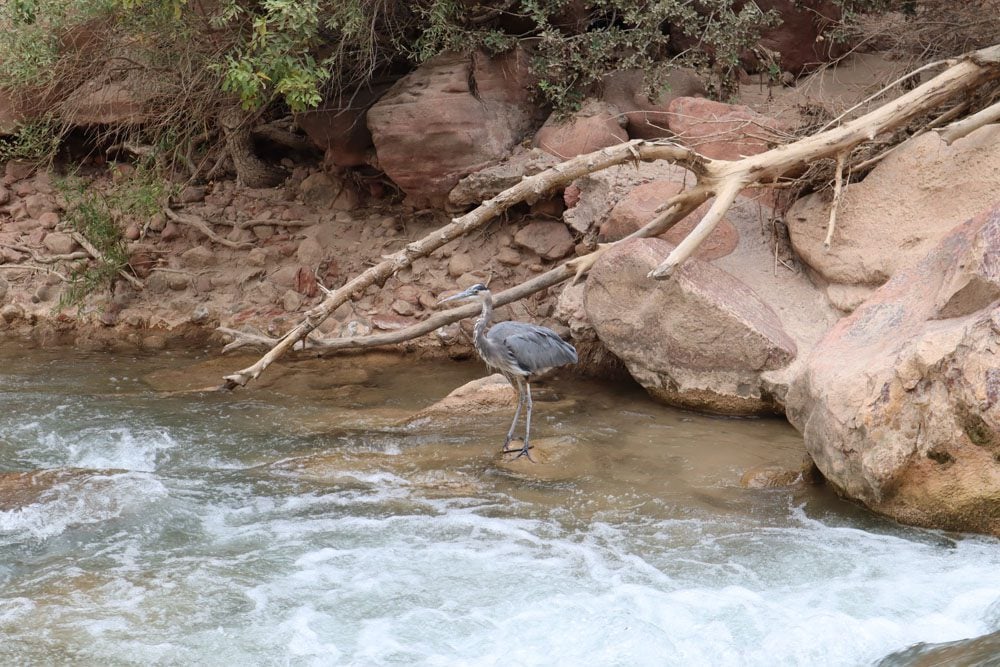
[0,345,998,666]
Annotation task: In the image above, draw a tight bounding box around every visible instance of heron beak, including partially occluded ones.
[437,287,475,306]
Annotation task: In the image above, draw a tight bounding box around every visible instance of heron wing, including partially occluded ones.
[489,321,578,375]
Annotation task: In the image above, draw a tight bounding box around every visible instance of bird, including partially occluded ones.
[438,283,578,460]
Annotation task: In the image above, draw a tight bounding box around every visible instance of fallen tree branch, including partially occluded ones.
[218,186,710,354]
[824,152,847,249]
[937,99,1000,144]
[646,42,1000,279]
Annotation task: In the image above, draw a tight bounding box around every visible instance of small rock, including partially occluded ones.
[296,237,325,266]
[42,233,78,255]
[435,322,462,345]
[513,221,575,260]
[370,313,414,331]
[739,465,802,489]
[38,211,59,229]
[282,289,303,312]
[391,299,414,316]
[252,225,274,240]
[142,334,168,350]
[447,253,475,278]
[341,320,372,337]
[32,285,52,303]
[0,277,7,302]
[23,194,56,219]
[180,246,215,268]
[300,171,345,209]
[167,273,189,290]
[190,305,211,323]
[0,187,9,205]
[124,222,140,240]
[246,248,268,267]
[3,160,34,184]
[148,213,167,232]
[497,247,521,266]
[227,227,256,244]
[1,303,24,323]
[178,186,207,203]
[160,221,181,241]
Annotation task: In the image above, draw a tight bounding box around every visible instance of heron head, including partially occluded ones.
[437,283,489,305]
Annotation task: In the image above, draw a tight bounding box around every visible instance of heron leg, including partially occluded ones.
[502,378,525,451]
[513,382,534,461]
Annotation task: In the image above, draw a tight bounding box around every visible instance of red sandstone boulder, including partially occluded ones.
[367,49,539,208]
[533,100,628,159]
[600,179,739,261]
[586,237,797,414]
[600,68,706,139]
[786,202,1000,536]
[666,97,783,160]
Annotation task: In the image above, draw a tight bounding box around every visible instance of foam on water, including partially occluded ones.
[0,472,168,541]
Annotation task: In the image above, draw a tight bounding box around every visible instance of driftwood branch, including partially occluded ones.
[647,42,1000,279]
[824,152,847,250]
[937,99,1000,144]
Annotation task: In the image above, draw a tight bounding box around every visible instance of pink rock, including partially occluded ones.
[586,237,796,415]
[666,97,783,160]
[600,179,739,261]
[514,221,575,260]
[367,49,538,208]
[533,100,628,159]
[786,202,1000,536]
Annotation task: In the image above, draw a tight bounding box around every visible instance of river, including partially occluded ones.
[0,345,998,666]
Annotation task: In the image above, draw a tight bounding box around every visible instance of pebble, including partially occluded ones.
[282,290,303,312]
[497,247,521,266]
[148,213,167,232]
[0,277,7,302]
[447,253,474,278]
[391,299,414,316]
[1,303,24,323]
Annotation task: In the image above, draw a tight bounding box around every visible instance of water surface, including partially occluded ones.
[0,345,997,666]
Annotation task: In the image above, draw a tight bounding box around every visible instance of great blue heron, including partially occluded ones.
[438,283,578,460]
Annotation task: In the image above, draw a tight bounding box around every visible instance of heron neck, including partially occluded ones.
[473,292,493,350]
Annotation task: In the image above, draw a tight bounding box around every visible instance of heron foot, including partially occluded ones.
[502,443,534,462]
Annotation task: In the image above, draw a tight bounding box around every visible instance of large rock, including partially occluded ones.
[600,68,706,140]
[514,221,575,260]
[367,49,538,208]
[533,100,628,159]
[786,203,1000,536]
[666,97,784,160]
[61,72,165,125]
[584,190,838,411]
[787,126,1000,289]
[586,237,796,414]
